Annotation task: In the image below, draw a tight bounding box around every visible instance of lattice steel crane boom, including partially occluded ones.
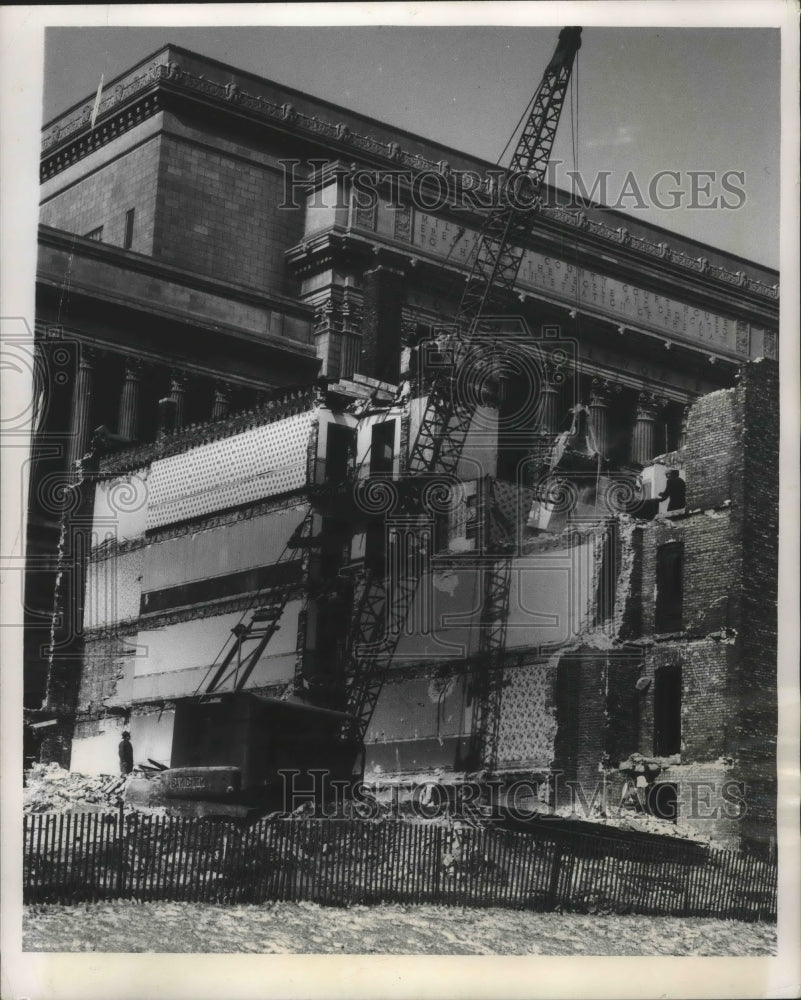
[340,27,582,752]
[408,25,582,477]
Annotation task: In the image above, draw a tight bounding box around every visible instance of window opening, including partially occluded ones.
[655,542,683,632]
[653,663,681,756]
[370,420,395,475]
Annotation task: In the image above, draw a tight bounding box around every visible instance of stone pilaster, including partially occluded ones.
[66,346,95,474]
[538,366,561,435]
[211,383,231,421]
[117,358,143,440]
[631,391,658,466]
[588,378,612,458]
[169,373,187,429]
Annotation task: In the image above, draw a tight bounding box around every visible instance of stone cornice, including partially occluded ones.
[41,49,778,308]
[288,227,777,344]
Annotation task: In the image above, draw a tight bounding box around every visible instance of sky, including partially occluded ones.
[40,22,780,269]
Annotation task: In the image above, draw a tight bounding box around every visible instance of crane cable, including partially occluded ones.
[569,52,602,506]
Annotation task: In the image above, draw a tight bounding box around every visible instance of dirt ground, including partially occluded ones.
[23,900,776,955]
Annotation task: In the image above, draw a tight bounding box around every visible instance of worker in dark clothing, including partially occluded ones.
[118,731,134,775]
[658,469,686,511]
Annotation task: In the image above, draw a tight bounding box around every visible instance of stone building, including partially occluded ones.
[30,45,779,852]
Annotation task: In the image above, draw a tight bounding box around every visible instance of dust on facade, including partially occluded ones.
[26,44,779,856]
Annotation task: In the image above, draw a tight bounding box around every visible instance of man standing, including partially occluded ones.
[118,731,134,775]
[658,469,686,511]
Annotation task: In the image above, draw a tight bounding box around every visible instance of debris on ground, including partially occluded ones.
[546,803,712,843]
[24,763,126,814]
[22,900,777,955]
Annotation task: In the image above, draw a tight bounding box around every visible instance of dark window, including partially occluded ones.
[654,664,681,755]
[655,542,683,632]
[325,423,356,482]
[123,209,135,249]
[370,420,395,475]
[85,226,103,242]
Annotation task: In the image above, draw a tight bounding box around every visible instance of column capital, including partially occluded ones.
[122,357,145,379]
[543,361,564,389]
[77,345,97,370]
[589,377,616,407]
[636,391,659,418]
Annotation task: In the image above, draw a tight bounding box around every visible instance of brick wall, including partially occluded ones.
[639,639,736,761]
[553,651,606,799]
[683,386,737,510]
[640,512,735,638]
[633,360,779,850]
[76,636,132,714]
[733,360,779,850]
[152,133,304,295]
[40,136,161,253]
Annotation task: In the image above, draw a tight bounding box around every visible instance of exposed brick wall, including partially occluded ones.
[39,721,74,768]
[639,640,736,762]
[659,760,743,849]
[683,386,736,510]
[733,360,779,850]
[152,133,304,295]
[40,136,161,253]
[553,651,606,798]
[605,654,642,766]
[640,511,735,638]
[633,360,779,850]
[76,636,131,714]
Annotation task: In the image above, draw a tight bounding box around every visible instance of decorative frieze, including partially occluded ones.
[40,53,778,303]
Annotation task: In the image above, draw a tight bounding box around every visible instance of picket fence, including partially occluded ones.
[23,811,776,922]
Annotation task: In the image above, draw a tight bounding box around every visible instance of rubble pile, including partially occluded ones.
[549,804,711,843]
[24,763,126,814]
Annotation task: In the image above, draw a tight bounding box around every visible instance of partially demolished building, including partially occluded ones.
[31,44,779,853]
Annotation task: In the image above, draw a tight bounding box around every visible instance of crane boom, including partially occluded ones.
[340,27,582,750]
[408,26,581,477]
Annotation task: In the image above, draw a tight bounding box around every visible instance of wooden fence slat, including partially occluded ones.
[77,813,86,898]
[21,812,777,922]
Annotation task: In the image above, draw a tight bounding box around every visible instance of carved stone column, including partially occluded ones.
[211,383,231,421]
[631,391,658,466]
[66,346,95,473]
[538,367,561,435]
[117,359,143,440]
[157,397,178,437]
[588,378,611,458]
[169,373,187,429]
